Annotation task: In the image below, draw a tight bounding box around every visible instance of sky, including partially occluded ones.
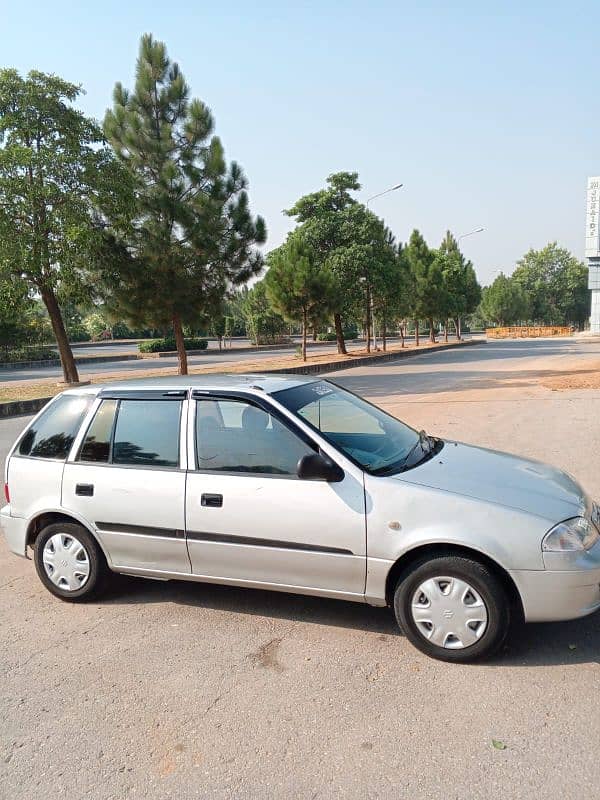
[3,0,599,285]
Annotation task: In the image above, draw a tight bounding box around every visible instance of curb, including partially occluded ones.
[258,339,484,375]
[0,339,484,420]
[0,353,139,371]
[0,396,53,419]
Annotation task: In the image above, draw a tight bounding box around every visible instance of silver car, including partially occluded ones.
[2,375,600,662]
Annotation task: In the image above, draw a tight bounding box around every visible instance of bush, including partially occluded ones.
[317,330,357,342]
[138,337,209,353]
[66,324,91,343]
[0,346,58,363]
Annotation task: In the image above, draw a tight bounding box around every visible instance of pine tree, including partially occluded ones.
[438,231,481,339]
[405,230,444,344]
[265,239,336,361]
[102,34,266,374]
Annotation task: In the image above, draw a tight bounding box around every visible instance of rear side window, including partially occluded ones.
[113,400,181,467]
[19,395,93,460]
[77,399,181,468]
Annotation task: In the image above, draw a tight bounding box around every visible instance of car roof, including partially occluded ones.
[62,373,319,397]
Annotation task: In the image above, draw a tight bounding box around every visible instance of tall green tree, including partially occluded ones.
[285,172,404,354]
[512,243,588,327]
[0,69,117,382]
[240,282,287,345]
[265,239,336,361]
[405,230,445,344]
[284,172,360,354]
[371,236,411,350]
[479,273,530,326]
[101,34,266,374]
[437,231,481,339]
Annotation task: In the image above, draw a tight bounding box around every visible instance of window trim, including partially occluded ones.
[191,391,320,478]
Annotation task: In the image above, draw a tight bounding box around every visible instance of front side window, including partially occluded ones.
[195,398,312,475]
[19,394,94,460]
[273,381,424,475]
[76,399,181,468]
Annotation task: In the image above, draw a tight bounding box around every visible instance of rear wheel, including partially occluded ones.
[34,522,108,602]
[393,555,510,663]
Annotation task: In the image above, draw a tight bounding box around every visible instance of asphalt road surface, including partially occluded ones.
[1,338,600,799]
[0,342,347,384]
[0,334,446,384]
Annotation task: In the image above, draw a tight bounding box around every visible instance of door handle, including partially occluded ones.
[201,493,223,508]
[75,483,94,497]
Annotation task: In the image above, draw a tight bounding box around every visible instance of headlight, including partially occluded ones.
[542,517,600,552]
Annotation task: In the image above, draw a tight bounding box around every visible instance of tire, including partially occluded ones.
[393,555,510,663]
[34,522,108,602]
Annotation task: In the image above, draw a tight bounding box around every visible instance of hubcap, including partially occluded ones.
[411,576,488,649]
[42,533,90,592]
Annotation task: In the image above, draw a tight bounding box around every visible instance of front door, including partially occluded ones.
[185,395,366,598]
[62,393,190,574]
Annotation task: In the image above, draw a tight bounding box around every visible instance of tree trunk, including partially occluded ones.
[444,320,448,342]
[454,317,462,341]
[334,313,347,355]
[414,319,420,347]
[173,313,188,375]
[40,285,79,384]
[429,318,436,343]
[302,310,307,362]
[217,335,223,351]
[312,326,317,342]
[382,316,387,351]
[400,322,405,348]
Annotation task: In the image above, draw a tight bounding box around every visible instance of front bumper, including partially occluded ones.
[510,539,600,622]
[0,506,28,558]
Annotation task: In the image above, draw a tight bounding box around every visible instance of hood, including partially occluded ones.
[395,440,588,523]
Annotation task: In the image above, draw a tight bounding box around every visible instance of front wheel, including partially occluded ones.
[34,522,108,602]
[394,555,510,663]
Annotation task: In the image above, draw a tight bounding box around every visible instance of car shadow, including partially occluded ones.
[102,574,600,667]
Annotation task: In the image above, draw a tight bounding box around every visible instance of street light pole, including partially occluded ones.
[458,227,484,242]
[454,228,484,340]
[365,183,404,351]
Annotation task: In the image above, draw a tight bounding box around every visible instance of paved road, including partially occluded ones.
[1,338,599,799]
[0,342,349,384]
[0,334,446,384]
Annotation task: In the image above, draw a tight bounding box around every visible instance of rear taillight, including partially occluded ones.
[3,483,9,504]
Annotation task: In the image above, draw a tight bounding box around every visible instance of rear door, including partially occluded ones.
[185,392,366,598]
[62,390,190,574]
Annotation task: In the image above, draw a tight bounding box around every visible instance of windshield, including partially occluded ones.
[273,380,433,475]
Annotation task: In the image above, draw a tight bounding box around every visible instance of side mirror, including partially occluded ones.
[297,452,344,483]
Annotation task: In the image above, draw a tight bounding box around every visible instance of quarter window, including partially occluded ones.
[195,399,312,475]
[19,395,93,460]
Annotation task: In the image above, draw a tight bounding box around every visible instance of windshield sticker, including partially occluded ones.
[311,383,333,397]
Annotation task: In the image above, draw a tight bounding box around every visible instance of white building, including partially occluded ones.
[586,176,600,333]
